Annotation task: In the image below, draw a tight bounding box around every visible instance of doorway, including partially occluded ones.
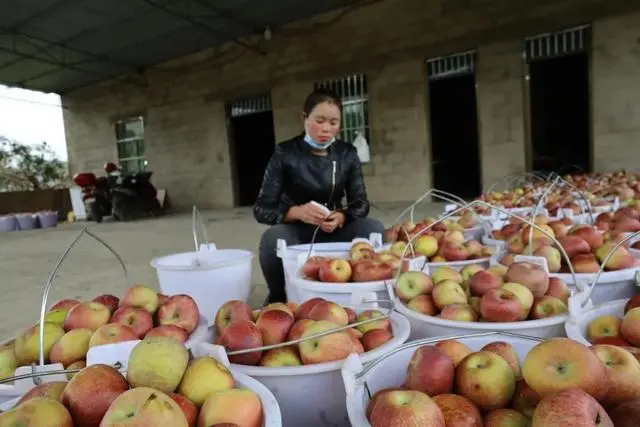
[227,94,276,207]
[427,51,482,200]
[526,26,592,175]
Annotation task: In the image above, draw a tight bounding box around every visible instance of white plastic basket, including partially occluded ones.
[564,298,629,346]
[342,331,544,427]
[210,295,411,427]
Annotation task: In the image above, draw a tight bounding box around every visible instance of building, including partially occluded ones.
[4,0,640,209]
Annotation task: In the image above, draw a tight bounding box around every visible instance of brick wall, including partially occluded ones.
[62,0,640,209]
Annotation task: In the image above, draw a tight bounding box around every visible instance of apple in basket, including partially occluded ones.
[396,263,570,323]
[213,297,395,367]
[584,296,640,350]
[365,337,625,427]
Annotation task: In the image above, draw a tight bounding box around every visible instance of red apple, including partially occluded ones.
[216,319,263,366]
[170,392,198,427]
[110,306,154,338]
[480,288,523,322]
[157,294,200,334]
[405,345,455,396]
[469,270,503,297]
[91,295,120,314]
[505,262,549,297]
[361,329,393,352]
[318,259,352,282]
[214,300,253,335]
[255,308,295,345]
[302,256,330,280]
[145,325,189,343]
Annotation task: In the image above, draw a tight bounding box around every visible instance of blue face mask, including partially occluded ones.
[304,133,335,150]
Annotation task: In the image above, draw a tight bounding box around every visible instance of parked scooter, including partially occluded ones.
[111,170,164,221]
[72,172,112,223]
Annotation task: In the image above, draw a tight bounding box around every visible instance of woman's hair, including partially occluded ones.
[302,87,343,117]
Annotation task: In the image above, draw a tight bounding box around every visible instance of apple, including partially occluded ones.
[480,288,524,322]
[395,271,433,302]
[432,280,467,310]
[217,319,263,366]
[286,319,315,341]
[455,351,515,410]
[351,259,394,282]
[625,295,640,314]
[531,389,613,427]
[376,252,402,271]
[439,304,477,322]
[259,346,303,367]
[621,307,640,346]
[443,230,465,246]
[390,241,411,258]
[546,277,570,304]
[435,340,473,368]
[356,310,391,334]
[298,320,354,364]
[366,387,406,419]
[505,262,549,297]
[533,245,562,273]
[609,398,640,427]
[0,397,73,427]
[587,315,622,342]
[595,242,634,270]
[481,341,521,378]
[484,408,529,426]
[110,306,154,338]
[440,241,471,262]
[157,294,200,334]
[44,308,71,327]
[256,308,295,345]
[498,253,516,266]
[572,253,601,273]
[469,270,503,297]
[558,235,592,259]
[17,380,67,404]
[432,393,482,427]
[120,284,160,313]
[127,336,189,393]
[214,300,253,335]
[344,307,357,324]
[295,297,325,320]
[66,360,86,379]
[570,225,604,249]
[50,299,80,311]
[49,328,93,366]
[318,259,352,282]
[157,293,169,306]
[522,338,608,400]
[350,242,375,260]
[432,266,463,285]
[521,223,554,245]
[171,393,198,427]
[100,387,188,426]
[145,325,189,343]
[198,388,263,427]
[89,323,138,348]
[61,364,130,426]
[530,296,568,319]
[368,390,445,426]
[302,256,330,280]
[0,342,16,380]
[487,264,508,278]
[592,336,631,346]
[405,345,455,396]
[512,378,541,418]
[64,301,111,331]
[460,264,485,285]
[406,295,438,315]
[592,344,640,408]
[306,300,349,326]
[91,294,120,314]
[13,322,65,365]
[177,356,235,407]
[361,328,393,351]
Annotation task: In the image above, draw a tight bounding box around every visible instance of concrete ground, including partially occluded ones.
[0,201,444,341]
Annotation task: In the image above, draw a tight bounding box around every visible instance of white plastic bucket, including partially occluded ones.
[277,234,383,302]
[564,298,628,346]
[342,331,544,427]
[151,244,254,325]
[423,257,492,272]
[212,300,411,427]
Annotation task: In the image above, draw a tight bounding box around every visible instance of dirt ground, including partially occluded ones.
[0,201,443,341]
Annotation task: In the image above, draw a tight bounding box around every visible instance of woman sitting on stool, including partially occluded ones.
[254,87,385,304]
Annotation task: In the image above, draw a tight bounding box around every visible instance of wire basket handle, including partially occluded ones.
[192,205,210,252]
[0,361,123,386]
[38,227,129,367]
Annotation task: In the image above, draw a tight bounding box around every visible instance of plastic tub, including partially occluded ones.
[151,245,254,325]
[37,211,58,228]
[342,331,544,427]
[277,234,383,302]
[423,257,492,272]
[564,298,629,346]
[211,303,411,427]
[0,215,16,232]
[15,213,37,231]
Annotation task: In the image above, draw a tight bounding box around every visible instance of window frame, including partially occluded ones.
[115,116,147,173]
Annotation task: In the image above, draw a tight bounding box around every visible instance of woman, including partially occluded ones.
[254,87,385,303]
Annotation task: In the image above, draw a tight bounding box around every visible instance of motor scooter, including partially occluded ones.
[111,170,163,221]
[72,172,112,223]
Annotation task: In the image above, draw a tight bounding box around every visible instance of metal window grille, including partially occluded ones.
[524,25,591,62]
[115,116,147,173]
[427,50,477,80]
[314,73,369,144]
[227,94,272,118]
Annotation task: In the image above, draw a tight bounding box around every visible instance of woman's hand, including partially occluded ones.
[287,203,328,225]
[320,211,346,233]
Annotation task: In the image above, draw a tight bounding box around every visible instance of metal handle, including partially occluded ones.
[192,205,210,252]
[38,228,129,368]
[0,361,123,385]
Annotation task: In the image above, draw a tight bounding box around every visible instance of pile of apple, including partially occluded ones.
[395,261,571,322]
[385,210,482,242]
[0,285,202,382]
[365,336,640,426]
[301,241,407,283]
[213,297,394,366]
[492,212,640,274]
[585,296,640,353]
[0,336,264,426]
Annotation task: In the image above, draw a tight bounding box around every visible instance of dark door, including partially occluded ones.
[529,53,591,174]
[428,74,482,199]
[230,111,276,206]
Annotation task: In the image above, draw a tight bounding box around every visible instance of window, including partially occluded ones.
[314,73,370,145]
[115,117,147,173]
